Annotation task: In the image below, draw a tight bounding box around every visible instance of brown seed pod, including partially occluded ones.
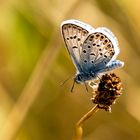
[91,73,123,112]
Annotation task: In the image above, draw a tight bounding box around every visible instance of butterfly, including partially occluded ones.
[61,19,124,91]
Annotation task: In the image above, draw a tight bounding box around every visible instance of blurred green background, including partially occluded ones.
[0,0,140,140]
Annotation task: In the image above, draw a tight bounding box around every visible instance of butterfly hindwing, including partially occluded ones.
[61,20,94,72]
[80,31,116,72]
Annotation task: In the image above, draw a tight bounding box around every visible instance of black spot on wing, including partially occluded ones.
[84,60,87,63]
[77,38,81,41]
[72,46,78,49]
[100,35,104,40]
[83,50,86,53]
[90,53,95,56]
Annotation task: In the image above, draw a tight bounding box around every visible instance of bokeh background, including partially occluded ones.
[0,0,140,140]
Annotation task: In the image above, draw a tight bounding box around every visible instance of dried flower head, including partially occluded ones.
[91,73,123,112]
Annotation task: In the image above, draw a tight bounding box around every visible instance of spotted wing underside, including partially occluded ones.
[61,20,94,72]
[80,32,116,72]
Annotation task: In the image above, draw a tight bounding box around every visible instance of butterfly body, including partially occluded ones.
[75,71,97,84]
[61,19,124,86]
[75,59,123,84]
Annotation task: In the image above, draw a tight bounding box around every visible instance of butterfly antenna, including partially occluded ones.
[84,82,89,93]
[60,76,73,86]
[71,79,76,92]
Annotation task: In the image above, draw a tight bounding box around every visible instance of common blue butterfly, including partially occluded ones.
[61,19,124,91]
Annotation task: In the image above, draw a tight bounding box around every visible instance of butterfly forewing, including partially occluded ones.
[61,20,94,72]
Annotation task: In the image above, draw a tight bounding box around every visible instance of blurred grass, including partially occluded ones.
[0,0,140,140]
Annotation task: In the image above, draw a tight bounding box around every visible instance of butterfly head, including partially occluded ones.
[75,74,84,84]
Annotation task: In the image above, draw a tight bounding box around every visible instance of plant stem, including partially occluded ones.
[72,105,99,140]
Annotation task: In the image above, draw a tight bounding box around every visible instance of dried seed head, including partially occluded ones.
[91,73,123,112]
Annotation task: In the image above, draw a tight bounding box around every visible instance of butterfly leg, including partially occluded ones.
[98,60,124,73]
[84,82,89,92]
[71,79,76,92]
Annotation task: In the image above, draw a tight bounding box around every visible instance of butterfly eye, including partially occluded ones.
[77,75,83,81]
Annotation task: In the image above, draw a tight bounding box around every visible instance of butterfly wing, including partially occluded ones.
[80,27,119,73]
[61,19,94,72]
[97,27,119,63]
